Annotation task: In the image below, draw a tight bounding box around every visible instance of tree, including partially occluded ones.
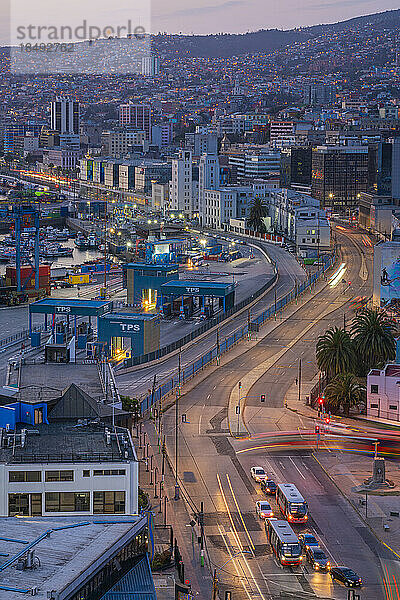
[352,308,396,375]
[247,197,267,233]
[316,327,355,380]
[324,372,365,417]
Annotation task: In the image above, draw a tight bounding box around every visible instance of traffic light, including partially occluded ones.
[315,424,320,434]
[318,397,324,405]
[182,414,187,423]
[260,394,266,402]
[325,416,330,424]
[238,381,242,389]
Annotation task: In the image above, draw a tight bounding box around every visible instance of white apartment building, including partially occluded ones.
[103,129,146,157]
[0,423,138,517]
[204,188,237,229]
[270,121,296,148]
[367,362,400,422]
[199,153,220,224]
[266,188,330,252]
[226,146,281,180]
[169,149,193,216]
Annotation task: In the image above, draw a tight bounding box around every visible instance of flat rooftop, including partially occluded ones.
[29,298,112,317]
[0,515,146,600]
[17,363,104,403]
[0,422,136,464]
[100,312,159,322]
[385,365,400,378]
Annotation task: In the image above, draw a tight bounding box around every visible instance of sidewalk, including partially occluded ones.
[136,422,213,600]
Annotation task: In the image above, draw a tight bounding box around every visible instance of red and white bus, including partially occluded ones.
[265,519,303,566]
[276,483,308,523]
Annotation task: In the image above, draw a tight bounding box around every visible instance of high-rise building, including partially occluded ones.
[141,55,160,76]
[169,149,193,215]
[199,153,220,225]
[50,98,80,135]
[280,147,312,189]
[392,138,400,202]
[311,145,369,209]
[119,104,152,140]
[185,131,218,158]
[303,83,336,106]
[226,146,280,180]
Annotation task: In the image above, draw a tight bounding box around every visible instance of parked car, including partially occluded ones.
[330,566,362,587]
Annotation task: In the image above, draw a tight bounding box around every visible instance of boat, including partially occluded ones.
[74,234,89,249]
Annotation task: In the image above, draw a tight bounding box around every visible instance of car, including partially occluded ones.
[260,479,277,495]
[305,547,331,571]
[255,500,274,519]
[298,533,319,550]
[330,566,362,587]
[250,466,268,482]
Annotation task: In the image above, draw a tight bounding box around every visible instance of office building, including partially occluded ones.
[303,83,336,106]
[311,145,369,209]
[151,123,173,147]
[280,147,312,189]
[270,121,296,148]
[225,146,280,181]
[102,129,146,157]
[119,103,152,140]
[199,153,220,224]
[169,149,193,215]
[50,98,80,135]
[185,130,218,158]
[142,55,160,76]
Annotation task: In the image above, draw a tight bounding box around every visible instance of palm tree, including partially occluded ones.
[352,308,396,375]
[247,197,267,233]
[316,327,355,380]
[324,372,365,416]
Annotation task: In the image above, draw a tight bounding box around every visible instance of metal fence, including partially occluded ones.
[0,322,47,350]
[139,255,335,414]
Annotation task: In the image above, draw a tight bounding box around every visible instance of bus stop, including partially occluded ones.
[159,280,235,319]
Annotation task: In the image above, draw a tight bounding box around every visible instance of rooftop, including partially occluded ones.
[0,515,146,600]
[385,365,400,378]
[0,422,137,464]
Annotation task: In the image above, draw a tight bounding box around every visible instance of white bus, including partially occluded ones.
[265,519,302,566]
[276,483,308,523]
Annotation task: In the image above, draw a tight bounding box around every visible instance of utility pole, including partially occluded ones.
[212,569,217,600]
[237,381,242,436]
[174,350,181,500]
[274,288,277,319]
[298,358,302,404]
[216,327,220,365]
[343,313,346,332]
[247,308,251,340]
[199,501,205,567]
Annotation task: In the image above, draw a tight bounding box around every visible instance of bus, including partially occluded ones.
[276,483,308,523]
[265,519,302,566]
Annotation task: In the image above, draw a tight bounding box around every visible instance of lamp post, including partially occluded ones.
[174,350,181,501]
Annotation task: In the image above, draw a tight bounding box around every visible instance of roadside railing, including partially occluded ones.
[139,254,335,414]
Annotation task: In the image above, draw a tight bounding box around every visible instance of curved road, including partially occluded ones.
[158,228,394,600]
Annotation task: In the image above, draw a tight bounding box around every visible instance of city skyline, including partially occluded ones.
[0,2,400,45]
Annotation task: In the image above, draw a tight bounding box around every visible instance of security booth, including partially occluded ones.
[160,280,235,319]
[97,313,160,359]
[124,263,179,308]
[29,299,112,359]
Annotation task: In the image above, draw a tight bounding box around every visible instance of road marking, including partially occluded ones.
[226,473,255,552]
[198,414,202,436]
[289,457,306,480]
[207,394,211,399]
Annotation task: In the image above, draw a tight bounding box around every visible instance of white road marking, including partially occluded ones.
[289,457,306,480]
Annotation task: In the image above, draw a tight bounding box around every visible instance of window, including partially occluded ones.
[45,492,90,512]
[370,403,379,409]
[9,471,41,482]
[93,491,126,514]
[370,384,379,394]
[389,405,398,411]
[93,469,126,476]
[83,470,90,478]
[45,470,74,482]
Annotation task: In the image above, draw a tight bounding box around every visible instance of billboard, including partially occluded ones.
[373,242,400,310]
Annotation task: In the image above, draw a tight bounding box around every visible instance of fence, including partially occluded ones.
[0,322,47,350]
[139,255,335,414]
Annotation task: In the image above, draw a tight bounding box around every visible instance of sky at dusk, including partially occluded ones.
[1,0,400,46]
